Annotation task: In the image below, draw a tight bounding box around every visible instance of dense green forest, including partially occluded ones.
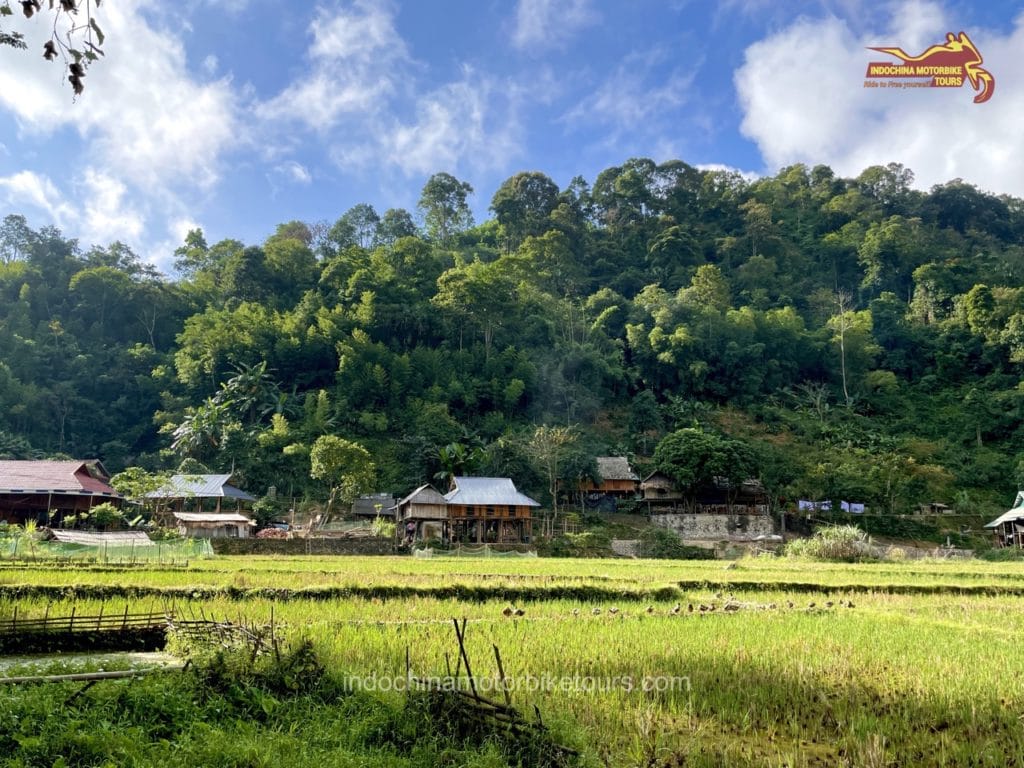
[2,159,1023,514]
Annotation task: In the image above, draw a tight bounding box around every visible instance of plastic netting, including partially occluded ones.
[413,544,537,558]
[0,537,214,564]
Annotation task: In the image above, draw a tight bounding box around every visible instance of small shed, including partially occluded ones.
[640,471,683,508]
[174,512,255,539]
[351,493,398,518]
[394,484,449,542]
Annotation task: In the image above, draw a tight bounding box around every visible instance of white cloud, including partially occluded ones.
[0,0,239,190]
[735,2,1024,196]
[257,0,407,129]
[0,171,77,228]
[696,163,761,183]
[170,217,202,244]
[512,0,597,51]
[260,3,523,181]
[379,72,522,176]
[76,169,146,246]
[275,161,313,185]
[0,168,144,252]
[563,47,696,146]
[0,0,241,271]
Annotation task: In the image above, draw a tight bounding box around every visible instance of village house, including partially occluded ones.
[985,492,1024,548]
[0,460,123,526]
[393,477,539,545]
[640,471,767,514]
[578,457,639,511]
[641,470,774,541]
[394,484,449,542]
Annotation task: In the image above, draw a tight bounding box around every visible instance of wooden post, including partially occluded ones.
[452,618,478,700]
[493,644,512,708]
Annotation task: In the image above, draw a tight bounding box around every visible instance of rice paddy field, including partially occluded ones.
[3,554,1024,767]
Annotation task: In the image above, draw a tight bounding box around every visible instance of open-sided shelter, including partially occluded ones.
[145,474,256,515]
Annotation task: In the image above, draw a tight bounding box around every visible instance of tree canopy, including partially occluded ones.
[2,156,1023,516]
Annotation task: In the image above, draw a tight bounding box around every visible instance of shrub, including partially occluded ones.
[785,525,875,562]
[371,516,396,539]
[639,527,716,560]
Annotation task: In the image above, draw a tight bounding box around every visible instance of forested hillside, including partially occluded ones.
[2,159,1023,514]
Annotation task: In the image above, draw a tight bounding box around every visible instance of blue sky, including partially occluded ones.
[1,0,1022,272]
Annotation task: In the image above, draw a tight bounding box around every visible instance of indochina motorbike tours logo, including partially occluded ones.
[864,31,994,103]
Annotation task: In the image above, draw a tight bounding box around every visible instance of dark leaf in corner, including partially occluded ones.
[42,39,57,60]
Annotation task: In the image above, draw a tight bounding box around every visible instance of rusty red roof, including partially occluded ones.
[0,460,120,497]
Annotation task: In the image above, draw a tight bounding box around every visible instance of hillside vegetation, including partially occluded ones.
[1,160,1022,514]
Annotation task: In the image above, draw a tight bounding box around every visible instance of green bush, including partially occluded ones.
[371,516,396,539]
[785,525,875,562]
[638,527,716,560]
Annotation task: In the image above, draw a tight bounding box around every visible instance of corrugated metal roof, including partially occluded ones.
[986,509,1024,528]
[0,460,120,496]
[985,494,1024,528]
[47,529,154,546]
[445,477,540,507]
[596,457,638,481]
[175,512,254,524]
[146,474,256,501]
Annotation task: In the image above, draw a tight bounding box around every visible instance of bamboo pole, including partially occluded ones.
[0,665,184,685]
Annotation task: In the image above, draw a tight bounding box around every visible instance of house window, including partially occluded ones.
[486,506,495,517]
[226,525,238,538]
[466,506,475,516]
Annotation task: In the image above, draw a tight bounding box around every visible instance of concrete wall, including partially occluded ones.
[651,513,775,541]
[211,537,396,556]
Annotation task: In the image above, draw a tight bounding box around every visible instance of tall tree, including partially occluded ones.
[418,173,474,245]
[309,435,375,526]
[526,425,577,525]
[374,208,418,247]
[490,171,560,250]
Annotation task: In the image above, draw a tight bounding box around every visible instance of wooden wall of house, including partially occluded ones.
[580,479,637,493]
[400,502,448,520]
[448,504,532,520]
